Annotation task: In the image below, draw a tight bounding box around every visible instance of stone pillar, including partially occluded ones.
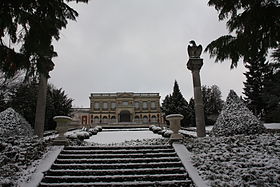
[186,41,206,137]
[166,114,184,141]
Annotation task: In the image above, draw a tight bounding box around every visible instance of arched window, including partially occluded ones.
[111,116,116,123]
[143,115,148,123]
[135,116,140,123]
[151,115,157,123]
[94,116,99,124]
[102,116,108,123]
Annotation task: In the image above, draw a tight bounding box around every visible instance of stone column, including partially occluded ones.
[186,41,206,137]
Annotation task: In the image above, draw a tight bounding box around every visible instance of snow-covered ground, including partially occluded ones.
[85,129,163,144]
[2,123,279,186]
[182,123,280,137]
[184,133,280,186]
[264,123,280,129]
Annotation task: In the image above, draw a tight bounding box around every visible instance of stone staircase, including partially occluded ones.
[40,145,193,186]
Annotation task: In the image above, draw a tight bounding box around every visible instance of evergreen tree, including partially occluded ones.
[187,98,196,127]
[162,81,190,127]
[202,85,224,125]
[8,82,73,130]
[1,0,88,137]
[205,0,279,121]
[211,90,265,137]
[262,64,280,122]
[46,86,73,130]
[243,56,268,116]
[205,0,279,68]
[9,82,38,128]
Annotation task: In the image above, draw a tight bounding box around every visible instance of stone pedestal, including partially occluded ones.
[166,114,184,141]
[187,58,206,137]
[53,116,73,146]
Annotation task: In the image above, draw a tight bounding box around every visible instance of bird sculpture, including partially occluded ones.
[187,40,202,58]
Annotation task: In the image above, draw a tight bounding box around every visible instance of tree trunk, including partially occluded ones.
[34,73,48,138]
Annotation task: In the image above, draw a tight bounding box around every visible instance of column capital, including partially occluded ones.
[187,58,203,71]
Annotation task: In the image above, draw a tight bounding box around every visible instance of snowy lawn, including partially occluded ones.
[182,123,280,137]
[85,129,163,144]
[184,133,280,186]
[265,123,280,129]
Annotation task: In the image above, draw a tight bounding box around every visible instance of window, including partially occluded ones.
[143,116,148,123]
[122,101,128,106]
[82,116,87,125]
[111,102,116,109]
[102,116,108,123]
[94,102,99,109]
[94,116,99,124]
[111,116,116,122]
[135,116,140,122]
[151,102,156,109]
[135,102,140,109]
[143,102,148,109]
[151,115,157,123]
[103,102,108,109]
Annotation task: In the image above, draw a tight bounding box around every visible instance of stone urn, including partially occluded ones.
[53,116,73,145]
[166,114,184,141]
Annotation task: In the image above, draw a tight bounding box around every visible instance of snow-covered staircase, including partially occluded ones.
[40,145,193,186]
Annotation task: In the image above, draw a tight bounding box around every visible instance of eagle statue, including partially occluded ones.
[187,40,202,58]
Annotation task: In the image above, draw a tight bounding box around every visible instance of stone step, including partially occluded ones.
[57,152,177,159]
[60,148,174,154]
[51,161,183,170]
[46,167,186,176]
[41,173,189,183]
[55,157,180,164]
[40,145,194,186]
[63,145,171,150]
[40,180,192,186]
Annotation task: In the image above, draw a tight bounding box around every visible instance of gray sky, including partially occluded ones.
[49,0,246,107]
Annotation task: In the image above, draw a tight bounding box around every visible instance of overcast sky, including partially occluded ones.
[49,0,246,107]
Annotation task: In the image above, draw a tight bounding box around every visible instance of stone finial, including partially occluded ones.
[187,40,202,58]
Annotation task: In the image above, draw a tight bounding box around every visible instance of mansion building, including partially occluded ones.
[72,92,165,127]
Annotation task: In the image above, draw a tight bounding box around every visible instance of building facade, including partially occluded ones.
[72,92,164,127]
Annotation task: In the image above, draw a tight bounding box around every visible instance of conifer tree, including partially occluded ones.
[262,64,280,122]
[211,90,265,137]
[8,82,73,130]
[243,56,268,116]
[0,0,88,137]
[202,85,224,125]
[187,98,196,127]
[162,81,190,127]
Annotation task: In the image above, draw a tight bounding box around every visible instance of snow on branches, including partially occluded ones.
[210,90,265,136]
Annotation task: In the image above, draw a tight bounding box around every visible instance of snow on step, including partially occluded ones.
[40,145,193,186]
[60,148,174,154]
[51,161,183,169]
[57,152,177,159]
[55,157,180,164]
[47,167,186,176]
[43,173,188,183]
[63,145,171,150]
[40,180,192,186]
